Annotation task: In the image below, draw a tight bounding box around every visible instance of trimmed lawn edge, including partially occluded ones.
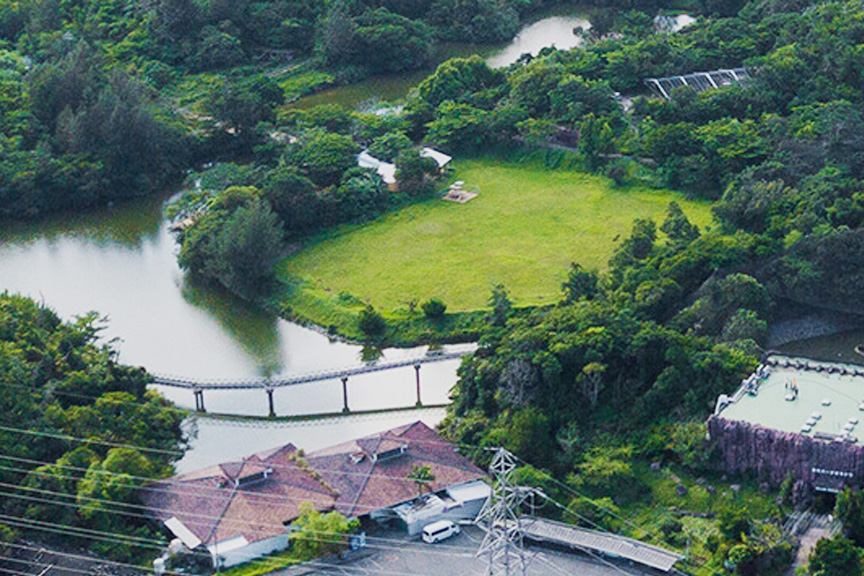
[269,279,490,346]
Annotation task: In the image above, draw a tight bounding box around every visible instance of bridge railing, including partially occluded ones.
[151,344,478,390]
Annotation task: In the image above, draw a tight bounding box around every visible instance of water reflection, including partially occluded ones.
[291,42,489,110]
[0,193,465,417]
[779,329,864,366]
[292,12,590,111]
[176,408,448,473]
[180,276,285,376]
[0,194,166,248]
[360,345,383,363]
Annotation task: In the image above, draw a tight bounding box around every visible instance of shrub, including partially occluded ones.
[358,305,386,337]
[421,298,447,319]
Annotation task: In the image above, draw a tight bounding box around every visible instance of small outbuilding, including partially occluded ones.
[390,479,491,534]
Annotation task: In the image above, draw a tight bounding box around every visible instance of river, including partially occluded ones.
[293,10,698,112]
[1,9,694,472]
[293,9,592,110]
[0,9,602,417]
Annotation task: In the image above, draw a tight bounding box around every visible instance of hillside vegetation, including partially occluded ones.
[0,293,186,562]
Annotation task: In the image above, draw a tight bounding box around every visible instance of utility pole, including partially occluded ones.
[475,448,529,576]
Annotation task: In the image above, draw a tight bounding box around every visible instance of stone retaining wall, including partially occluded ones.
[707,416,864,495]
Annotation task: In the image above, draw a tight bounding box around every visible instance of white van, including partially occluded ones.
[421,520,461,543]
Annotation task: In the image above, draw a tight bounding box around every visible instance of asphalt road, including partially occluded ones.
[284,526,660,576]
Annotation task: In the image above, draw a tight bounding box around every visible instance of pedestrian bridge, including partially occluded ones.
[151,344,477,415]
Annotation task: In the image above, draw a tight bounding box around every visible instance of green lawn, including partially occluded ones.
[276,156,712,333]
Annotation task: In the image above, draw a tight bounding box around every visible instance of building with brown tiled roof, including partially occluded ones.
[143,421,487,568]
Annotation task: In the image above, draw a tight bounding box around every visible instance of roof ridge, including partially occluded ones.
[346,455,377,518]
[203,483,238,546]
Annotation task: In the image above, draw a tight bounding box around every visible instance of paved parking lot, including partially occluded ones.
[283,526,659,576]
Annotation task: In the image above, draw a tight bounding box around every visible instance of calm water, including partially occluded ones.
[0,194,463,420]
[1,8,694,470]
[293,11,591,110]
[293,43,489,110]
[485,14,589,68]
[779,328,864,366]
[292,11,697,111]
[177,408,447,473]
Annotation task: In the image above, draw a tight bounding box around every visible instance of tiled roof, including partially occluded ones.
[142,422,485,546]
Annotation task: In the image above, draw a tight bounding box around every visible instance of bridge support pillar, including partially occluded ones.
[194,389,206,413]
[414,364,422,407]
[266,388,275,418]
[342,377,350,413]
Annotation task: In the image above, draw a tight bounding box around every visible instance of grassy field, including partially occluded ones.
[275,155,713,338]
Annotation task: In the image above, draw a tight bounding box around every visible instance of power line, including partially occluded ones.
[0,426,183,458]
[509,452,668,549]
[0,429,669,552]
[0,453,480,512]
[476,448,529,576]
[2,540,457,576]
[0,457,495,555]
[0,515,163,552]
[0,420,671,557]
[0,485,483,557]
[1,553,143,576]
[0,448,648,572]
[0,423,496,490]
[3,502,645,576]
[0,449,690,576]
[0,415,690,568]
[0,380,167,407]
[1,511,491,576]
[5,541,180,575]
[0,423,488,477]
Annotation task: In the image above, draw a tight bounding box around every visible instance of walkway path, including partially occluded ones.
[783,512,840,576]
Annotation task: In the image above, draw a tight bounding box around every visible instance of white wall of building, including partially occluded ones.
[212,533,290,568]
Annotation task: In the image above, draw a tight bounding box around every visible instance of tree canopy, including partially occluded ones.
[0,293,186,561]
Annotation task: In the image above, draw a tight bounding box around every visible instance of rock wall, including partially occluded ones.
[707,416,864,493]
[767,309,864,348]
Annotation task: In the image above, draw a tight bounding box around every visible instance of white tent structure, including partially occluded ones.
[357,151,397,185]
[420,147,453,170]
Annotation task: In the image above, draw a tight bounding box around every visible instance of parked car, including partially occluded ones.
[421,520,461,543]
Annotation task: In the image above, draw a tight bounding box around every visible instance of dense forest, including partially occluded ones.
[165,0,864,319]
[0,0,580,218]
[6,0,864,573]
[0,293,186,562]
[415,1,864,573]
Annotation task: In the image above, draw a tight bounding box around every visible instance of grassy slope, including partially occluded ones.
[625,461,778,575]
[275,155,713,338]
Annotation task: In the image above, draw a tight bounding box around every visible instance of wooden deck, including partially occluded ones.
[522,517,683,573]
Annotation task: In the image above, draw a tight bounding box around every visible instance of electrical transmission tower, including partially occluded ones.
[475,448,531,576]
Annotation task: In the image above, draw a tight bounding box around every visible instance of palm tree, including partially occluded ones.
[408,464,436,498]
